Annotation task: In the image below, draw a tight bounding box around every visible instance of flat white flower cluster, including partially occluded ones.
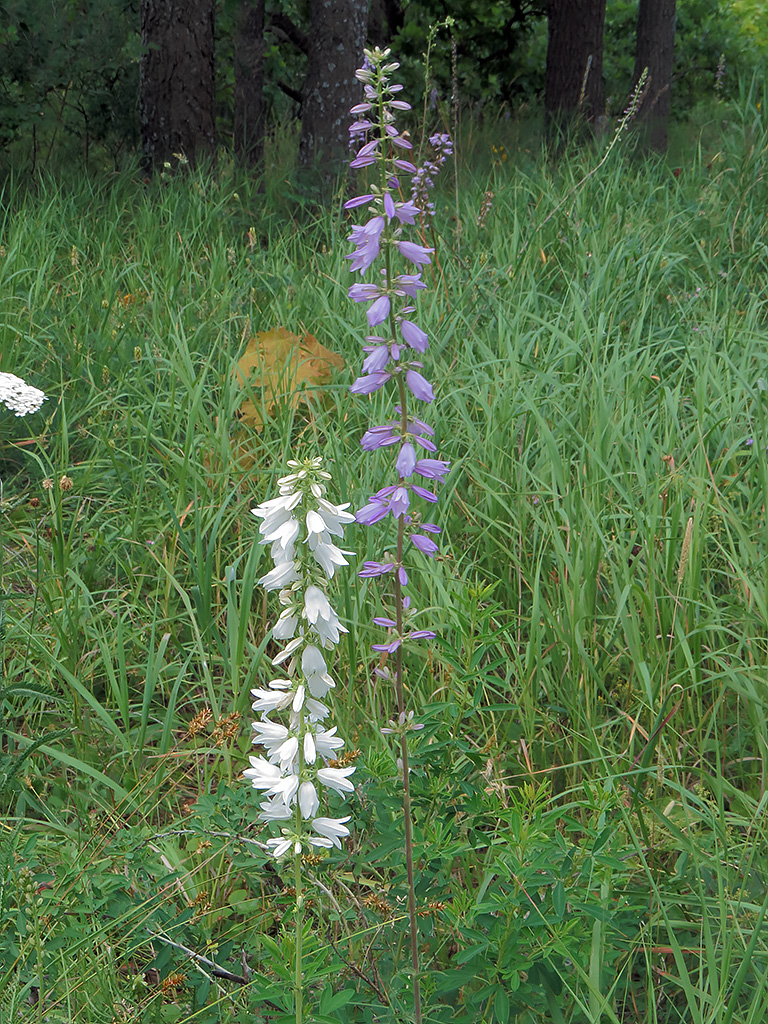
[245,458,356,858]
[0,372,46,417]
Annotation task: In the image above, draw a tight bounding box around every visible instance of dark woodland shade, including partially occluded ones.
[234,0,266,168]
[298,0,368,168]
[633,0,677,152]
[544,0,607,134]
[140,0,216,172]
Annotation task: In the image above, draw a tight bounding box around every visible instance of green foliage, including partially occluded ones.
[0,0,140,168]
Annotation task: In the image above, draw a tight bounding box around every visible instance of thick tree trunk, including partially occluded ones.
[234,0,266,167]
[544,0,606,139]
[633,0,676,153]
[299,0,367,169]
[140,0,216,173]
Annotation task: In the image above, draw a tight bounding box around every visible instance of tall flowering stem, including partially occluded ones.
[245,458,356,1024]
[346,47,450,1024]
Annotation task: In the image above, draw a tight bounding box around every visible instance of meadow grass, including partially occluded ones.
[1,77,768,1022]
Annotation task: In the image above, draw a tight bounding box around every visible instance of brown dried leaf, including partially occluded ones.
[235,327,345,431]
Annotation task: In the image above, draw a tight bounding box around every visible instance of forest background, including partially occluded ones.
[0,0,766,174]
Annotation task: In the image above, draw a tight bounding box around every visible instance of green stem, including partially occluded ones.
[294,844,303,1024]
[294,711,306,1024]
[370,54,424,1023]
[393,377,422,1024]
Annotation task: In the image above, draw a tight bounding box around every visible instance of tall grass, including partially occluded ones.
[1,76,767,1022]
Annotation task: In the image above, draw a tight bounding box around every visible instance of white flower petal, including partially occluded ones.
[299,781,319,819]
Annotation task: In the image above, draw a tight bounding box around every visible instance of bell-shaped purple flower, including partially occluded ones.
[405,369,434,402]
[395,240,433,267]
[399,320,429,352]
[396,442,417,478]
[367,295,391,326]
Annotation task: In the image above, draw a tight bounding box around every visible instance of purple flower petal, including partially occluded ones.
[367,295,391,326]
[405,369,434,402]
[362,345,391,374]
[355,139,379,159]
[350,371,391,395]
[413,435,437,452]
[372,639,402,653]
[398,565,408,585]
[373,616,397,628]
[394,200,419,225]
[390,486,410,517]
[360,424,398,450]
[359,561,395,577]
[393,159,417,173]
[411,484,438,502]
[414,458,449,480]
[420,522,441,534]
[393,274,426,297]
[396,240,433,267]
[409,629,436,640]
[344,194,375,209]
[400,320,429,352]
[384,193,396,219]
[396,442,417,478]
[356,501,390,525]
[412,534,439,556]
[349,282,382,303]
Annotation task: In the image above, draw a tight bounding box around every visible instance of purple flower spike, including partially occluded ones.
[405,369,434,402]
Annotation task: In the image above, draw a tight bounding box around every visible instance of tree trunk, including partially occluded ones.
[299,0,367,169]
[140,0,216,173]
[633,0,676,153]
[544,0,606,140]
[234,0,266,167]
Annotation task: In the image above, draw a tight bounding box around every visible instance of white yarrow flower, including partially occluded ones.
[0,372,46,417]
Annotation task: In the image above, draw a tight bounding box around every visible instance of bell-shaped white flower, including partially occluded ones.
[311,816,351,849]
[317,765,356,795]
[304,585,346,646]
[259,559,300,591]
[243,756,283,791]
[298,781,320,819]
